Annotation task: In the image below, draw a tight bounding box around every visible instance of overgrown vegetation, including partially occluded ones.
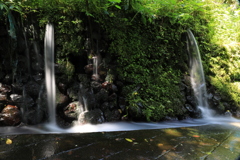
[1,0,240,120]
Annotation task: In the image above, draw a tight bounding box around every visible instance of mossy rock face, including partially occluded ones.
[57,60,75,80]
[0,0,239,123]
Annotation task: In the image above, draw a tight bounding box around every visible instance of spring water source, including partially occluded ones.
[0,27,239,135]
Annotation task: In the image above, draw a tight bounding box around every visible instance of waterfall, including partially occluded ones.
[186,29,214,118]
[44,23,56,125]
[92,56,99,80]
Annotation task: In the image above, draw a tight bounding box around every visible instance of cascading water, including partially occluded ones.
[92,56,99,80]
[44,23,56,125]
[186,29,213,118]
[2,28,240,135]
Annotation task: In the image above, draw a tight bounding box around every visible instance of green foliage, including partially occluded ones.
[3,0,240,120]
[0,1,24,39]
[201,0,240,108]
[57,58,75,81]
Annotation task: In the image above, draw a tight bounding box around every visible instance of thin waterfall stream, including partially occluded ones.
[44,23,56,125]
[186,29,214,118]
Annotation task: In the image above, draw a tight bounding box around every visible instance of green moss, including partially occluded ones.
[3,0,240,120]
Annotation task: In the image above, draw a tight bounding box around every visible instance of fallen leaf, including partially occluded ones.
[6,138,12,145]
[192,135,200,138]
[158,143,164,147]
[125,138,133,142]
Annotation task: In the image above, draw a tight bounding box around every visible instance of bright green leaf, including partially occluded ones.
[115,5,121,9]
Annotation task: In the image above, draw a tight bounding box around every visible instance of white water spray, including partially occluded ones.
[186,29,213,118]
[44,23,56,125]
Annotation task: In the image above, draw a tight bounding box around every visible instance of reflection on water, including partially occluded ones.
[0,116,240,135]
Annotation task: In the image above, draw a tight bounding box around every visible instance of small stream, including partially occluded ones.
[0,116,240,135]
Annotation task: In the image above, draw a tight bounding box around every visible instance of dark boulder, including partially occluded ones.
[78,109,105,124]
[0,105,21,126]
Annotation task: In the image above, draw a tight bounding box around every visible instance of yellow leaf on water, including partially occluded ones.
[6,138,12,145]
[125,138,133,142]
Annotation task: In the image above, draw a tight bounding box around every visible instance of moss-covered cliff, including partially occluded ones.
[0,0,239,125]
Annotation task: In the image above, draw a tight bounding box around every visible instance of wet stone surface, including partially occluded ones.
[0,124,240,160]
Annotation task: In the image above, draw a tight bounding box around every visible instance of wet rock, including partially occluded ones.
[101,81,110,89]
[186,95,197,107]
[164,116,178,121]
[10,94,22,102]
[207,93,213,100]
[0,83,11,93]
[78,109,105,124]
[23,108,45,125]
[179,82,187,91]
[56,88,70,107]
[104,109,121,122]
[224,110,232,117]
[11,82,24,94]
[82,89,96,110]
[0,105,21,126]
[2,74,12,84]
[108,93,117,102]
[100,102,109,111]
[31,53,44,71]
[185,104,202,118]
[63,101,84,121]
[67,83,79,101]
[91,74,99,81]
[57,82,68,94]
[95,88,108,103]
[119,97,126,112]
[185,104,194,112]
[32,72,43,82]
[10,94,35,110]
[99,69,107,80]
[183,75,191,86]
[233,110,240,118]
[91,81,102,93]
[111,84,118,92]
[24,81,41,99]
[84,64,93,74]
[213,94,221,101]
[78,74,90,86]
[0,93,8,101]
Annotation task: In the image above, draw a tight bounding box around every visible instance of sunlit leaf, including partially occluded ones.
[115,5,121,9]
[144,139,148,142]
[6,138,12,145]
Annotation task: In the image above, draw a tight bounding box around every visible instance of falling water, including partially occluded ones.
[92,56,99,80]
[44,23,56,125]
[186,29,213,118]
